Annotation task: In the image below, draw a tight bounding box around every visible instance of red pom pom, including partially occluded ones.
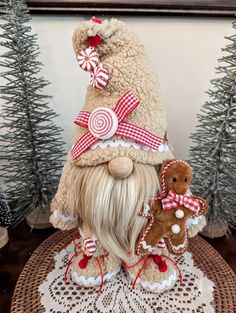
[158,260,167,272]
[153,255,162,265]
[91,17,102,24]
[78,254,91,269]
[153,255,167,272]
[87,35,102,48]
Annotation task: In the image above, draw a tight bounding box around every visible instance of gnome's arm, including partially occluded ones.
[50,159,78,230]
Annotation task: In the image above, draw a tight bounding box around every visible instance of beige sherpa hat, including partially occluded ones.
[70,17,173,167]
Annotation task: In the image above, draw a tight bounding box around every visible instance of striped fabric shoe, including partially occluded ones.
[70,240,121,291]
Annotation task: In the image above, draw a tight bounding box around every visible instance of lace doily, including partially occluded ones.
[39,241,215,313]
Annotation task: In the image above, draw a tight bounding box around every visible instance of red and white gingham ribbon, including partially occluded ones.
[71,91,164,160]
[162,190,200,213]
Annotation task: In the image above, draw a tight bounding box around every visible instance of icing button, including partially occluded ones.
[171,224,180,234]
[175,209,184,219]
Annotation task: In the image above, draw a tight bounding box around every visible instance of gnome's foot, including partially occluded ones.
[124,254,179,293]
[71,251,121,289]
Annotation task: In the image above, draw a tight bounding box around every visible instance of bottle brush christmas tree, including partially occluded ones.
[189,21,236,237]
[0,190,12,227]
[0,190,12,248]
[0,0,65,226]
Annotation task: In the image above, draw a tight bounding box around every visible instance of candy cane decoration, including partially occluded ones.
[157,238,167,250]
[77,48,99,72]
[82,237,97,256]
[90,65,109,89]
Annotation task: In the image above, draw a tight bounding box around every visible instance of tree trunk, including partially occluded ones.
[201,220,229,238]
[26,205,52,229]
[0,227,8,248]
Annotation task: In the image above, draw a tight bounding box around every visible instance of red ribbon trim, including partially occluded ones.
[71,91,164,160]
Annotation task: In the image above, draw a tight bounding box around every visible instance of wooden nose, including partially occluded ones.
[108,157,133,179]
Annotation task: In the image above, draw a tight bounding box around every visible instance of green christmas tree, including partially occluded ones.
[189,21,236,236]
[0,0,65,224]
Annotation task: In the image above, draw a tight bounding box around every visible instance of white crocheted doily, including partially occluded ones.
[39,241,215,313]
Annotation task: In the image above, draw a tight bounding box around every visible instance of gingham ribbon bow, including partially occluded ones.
[162,190,200,213]
[71,91,164,160]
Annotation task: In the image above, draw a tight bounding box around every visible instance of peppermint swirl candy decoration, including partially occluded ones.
[88,107,118,140]
[90,65,109,89]
[77,48,99,72]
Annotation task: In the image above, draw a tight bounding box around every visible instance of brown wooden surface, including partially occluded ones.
[0,220,235,313]
[26,0,236,16]
[0,221,56,313]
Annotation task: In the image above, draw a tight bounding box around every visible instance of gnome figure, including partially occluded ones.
[50,18,206,293]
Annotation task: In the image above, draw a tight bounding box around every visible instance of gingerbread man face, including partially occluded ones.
[160,160,193,195]
[137,160,208,256]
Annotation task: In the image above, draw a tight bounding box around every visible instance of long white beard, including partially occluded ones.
[66,162,160,263]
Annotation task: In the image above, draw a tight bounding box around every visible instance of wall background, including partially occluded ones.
[0,15,233,160]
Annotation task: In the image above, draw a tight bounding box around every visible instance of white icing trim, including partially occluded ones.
[53,209,76,223]
[130,270,177,290]
[186,215,203,228]
[141,240,155,253]
[90,139,170,153]
[72,267,120,286]
[173,242,185,249]
[172,241,186,250]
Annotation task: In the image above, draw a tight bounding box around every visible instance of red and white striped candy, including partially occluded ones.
[88,107,118,140]
[82,237,97,256]
[90,65,109,89]
[157,238,167,250]
[77,48,99,72]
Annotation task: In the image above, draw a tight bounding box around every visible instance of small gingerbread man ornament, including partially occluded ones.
[137,159,208,256]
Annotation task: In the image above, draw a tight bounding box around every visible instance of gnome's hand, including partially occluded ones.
[186,215,207,238]
[50,160,78,230]
[186,195,208,238]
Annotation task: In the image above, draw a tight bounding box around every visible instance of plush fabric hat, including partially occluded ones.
[70,18,173,167]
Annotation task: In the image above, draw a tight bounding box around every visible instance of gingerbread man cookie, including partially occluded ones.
[137,159,208,256]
